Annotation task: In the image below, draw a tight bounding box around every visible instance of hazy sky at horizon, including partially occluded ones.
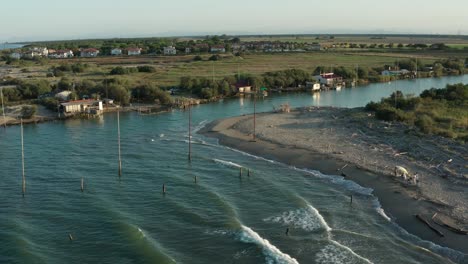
[1,0,467,42]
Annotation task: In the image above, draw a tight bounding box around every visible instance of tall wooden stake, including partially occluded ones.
[253,93,256,141]
[188,103,192,162]
[81,177,84,192]
[21,119,25,197]
[117,111,122,177]
[1,87,6,129]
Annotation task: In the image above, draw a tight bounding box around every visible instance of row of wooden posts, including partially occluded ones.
[18,96,259,197]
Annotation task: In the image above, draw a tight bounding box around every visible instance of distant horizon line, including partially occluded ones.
[5,32,468,44]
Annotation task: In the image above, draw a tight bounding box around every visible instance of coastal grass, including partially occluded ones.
[366,84,468,141]
[1,50,460,88]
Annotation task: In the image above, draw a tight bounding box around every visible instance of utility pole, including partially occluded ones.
[188,103,192,162]
[253,92,256,142]
[21,119,25,197]
[1,87,6,129]
[117,111,122,177]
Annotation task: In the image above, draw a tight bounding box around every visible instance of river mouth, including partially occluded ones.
[1,75,466,263]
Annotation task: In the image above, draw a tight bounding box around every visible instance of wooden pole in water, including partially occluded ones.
[117,110,122,177]
[239,167,243,177]
[81,177,84,192]
[1,87,6,129]
[21,119,25,197]
[188,103,192,162]
[350,195,353,204]
[163,184,166,194]
[253,92,256,141]
[247,169,250,177]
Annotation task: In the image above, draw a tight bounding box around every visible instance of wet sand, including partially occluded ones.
[200,107,468,254]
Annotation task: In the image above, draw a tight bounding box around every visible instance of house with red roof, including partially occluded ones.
[127,47,142,56]
[314,73,343,86]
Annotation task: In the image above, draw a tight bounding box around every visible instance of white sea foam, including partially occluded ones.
[316,243,368,264]
[220,144,373,195]
[390,222,465,263]
[307,205,332,232]
[239,225,299,264]
[264,206,331,232]
[208,132,462,263]
[205,229,232,236]
[225,146,276,163]
[328,240,373,264]
[213,158,243,168]
[265,204,373,264]
[194,120,209,133]
[372,200,391,222]
[293,167,374,196]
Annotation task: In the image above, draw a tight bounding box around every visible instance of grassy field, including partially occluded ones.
[2,48,466,87]
[238,35,468,45]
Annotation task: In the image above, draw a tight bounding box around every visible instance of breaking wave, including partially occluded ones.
[213,158,243,168]
[264,203,373,264]
[238,225,299,264]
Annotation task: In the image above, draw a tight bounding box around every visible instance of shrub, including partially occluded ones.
[110,66,127,75]
[193,55,203,61]
[415,115,434,133]
[20,105,37,119]
[209,55,220,61]
[39,98,59,111]
[365,101,380,111]
[110,66,138,75]
[137,66,156,73]
[71,63,87,73]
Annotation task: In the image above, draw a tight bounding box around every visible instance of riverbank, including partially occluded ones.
[200,107,468,254]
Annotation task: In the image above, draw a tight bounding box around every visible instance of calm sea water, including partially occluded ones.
[1,75,467,264]
[0,43,25,50]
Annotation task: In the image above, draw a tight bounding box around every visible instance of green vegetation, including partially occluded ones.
[178,68,313,98]
[110,66,156,75]
[132,84,172,105]
[366,83,468,141]
[20,105,37,119]
[1,35,467,107]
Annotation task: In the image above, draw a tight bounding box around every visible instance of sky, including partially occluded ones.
[1,0,467,42]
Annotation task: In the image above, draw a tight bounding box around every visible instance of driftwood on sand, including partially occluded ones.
[432,213,468,235]
[415,214,444,237]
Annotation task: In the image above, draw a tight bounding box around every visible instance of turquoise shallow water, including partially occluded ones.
[1,75,467,264]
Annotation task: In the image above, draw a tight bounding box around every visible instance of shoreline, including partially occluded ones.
[199,108,467,255]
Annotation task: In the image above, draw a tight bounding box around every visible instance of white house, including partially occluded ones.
[80,48,99,57]
[60,99,103,114]
[111,48,122,56]
[185,47,191,54]
[163,46,177,55]
[314,73,343,86]
[22,47,48,59]
[31,47,48,57]
[127,47,142,56]
[10,52,22,59]
[210,45,226,53]
[49,49,74,59]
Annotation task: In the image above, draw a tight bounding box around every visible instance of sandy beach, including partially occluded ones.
[201,106,468,254]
